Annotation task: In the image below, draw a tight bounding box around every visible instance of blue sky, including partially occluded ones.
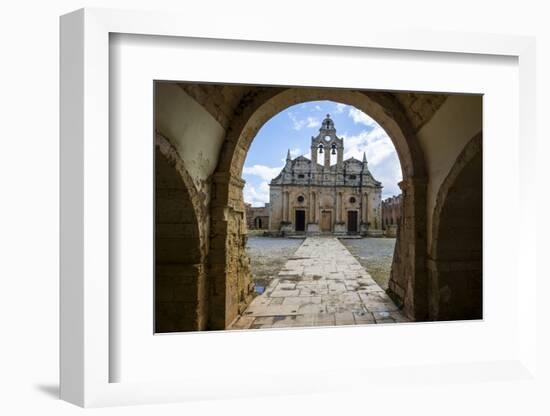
[242,100,402,206]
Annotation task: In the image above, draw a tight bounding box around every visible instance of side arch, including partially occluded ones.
[428,132,482,320]
[155,134,208,332]
[209,87,429,327]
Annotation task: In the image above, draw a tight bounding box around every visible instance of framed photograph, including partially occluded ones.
[60,8,537,407]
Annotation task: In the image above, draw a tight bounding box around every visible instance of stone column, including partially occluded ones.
[285,191,290,222]
[282,190,287,221]
[337,145,343,169]
[309,191,314,222]
[340,192,344,222]
[311,145,318,166]
[334,192,340,222]
[315,192,320,222]
[324,146,330,168]
[362,193,368,223]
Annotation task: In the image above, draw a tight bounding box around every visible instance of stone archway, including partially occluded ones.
[208,87,429,328]
[155,134,208,332]
[428,132,482,321]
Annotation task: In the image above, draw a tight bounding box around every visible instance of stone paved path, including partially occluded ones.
[230,236,409,330]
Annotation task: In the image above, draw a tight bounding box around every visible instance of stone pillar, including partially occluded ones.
[337,145,343,169]
[311,145,317,166]
[386,177,428,321]
[359,192,369,236]
[334,191,347,235]
[336,192,341,222]
[282,190,287,221]
[324,146,330,168]
[340,192,344,222]
[314,192,318,222]
[309,191,314,222]
[285,191,290,222]
[362,193,368,223]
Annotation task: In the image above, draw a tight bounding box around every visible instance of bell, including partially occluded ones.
[331,147,336,155]
[318,146,323,154]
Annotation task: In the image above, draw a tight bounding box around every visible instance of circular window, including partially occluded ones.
[349,197,356,204]
[297,195,305,203]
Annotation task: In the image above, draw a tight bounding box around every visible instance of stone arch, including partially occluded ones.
[155,134,207,332]
[218,88,425,180]
[209,87,429,328]
[428,132,482,320]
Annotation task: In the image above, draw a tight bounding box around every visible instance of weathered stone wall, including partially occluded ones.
[382,194,402,229]
[155,82,225,197]
[155,81,230,331]
[395,93,448,132]
[155,137,209,332]
[427,133,482,320]
[387,178,428,319]
[245,203,270,230]
[416,94,483,249]
[209,174,253,329]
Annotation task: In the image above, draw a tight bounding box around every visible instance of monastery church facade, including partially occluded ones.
[269,114,383,235]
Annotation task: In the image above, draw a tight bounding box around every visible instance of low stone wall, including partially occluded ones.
[384,225,398,238]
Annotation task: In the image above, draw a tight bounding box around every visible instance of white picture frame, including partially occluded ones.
[60,7,537,408]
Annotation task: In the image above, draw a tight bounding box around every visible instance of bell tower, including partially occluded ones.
[310,114,343,169]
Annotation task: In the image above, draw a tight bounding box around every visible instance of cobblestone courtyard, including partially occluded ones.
[231,236,408,330]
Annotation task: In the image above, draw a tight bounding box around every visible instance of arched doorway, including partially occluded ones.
[208,87,429,328]
[155,135,206,332]
[428,133,482,320]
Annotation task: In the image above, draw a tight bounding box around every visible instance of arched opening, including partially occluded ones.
[155,139,205,332]
[428,133,482,320]
[209,87,428,328]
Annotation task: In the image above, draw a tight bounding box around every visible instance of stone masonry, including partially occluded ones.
[382,194,402,237]
[229,236,408,329]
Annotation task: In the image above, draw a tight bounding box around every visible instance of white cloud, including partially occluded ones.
[342,128,393,165]
[288,112,320,130]
[314,105,322,111]
[280,148,302,163]
[348,107,377,128]
[335,103,347,113]
[341,125,403,199]
[288,112,303,130]
[242,164,282,181]
[243,164,283,206]
[306,116,320,128]
[244,181,270,206]
[290,148,301,158]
